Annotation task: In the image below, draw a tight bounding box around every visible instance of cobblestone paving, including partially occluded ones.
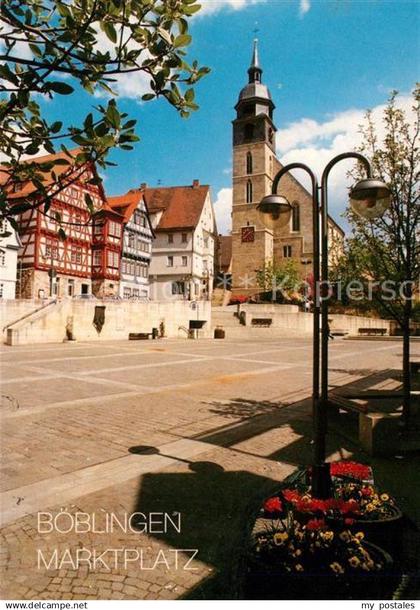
[0,337,418,599]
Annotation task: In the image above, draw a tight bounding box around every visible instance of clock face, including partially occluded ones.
[241,226,255,243]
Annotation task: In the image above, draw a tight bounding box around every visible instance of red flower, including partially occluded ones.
[283,489,301,503]
[361,486,373,497]
[330,461,371,481]
[263,497,282,514]
[344,518,355,526]
[306,518,326,531]
[337,499,360,515]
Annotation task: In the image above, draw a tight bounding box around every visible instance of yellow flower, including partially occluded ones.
[349,556,360,568]
[355,532,365,541]
[295,563,304,572]
[380,494,389,501]
[273,532,288,546]
[330,562,344,574]
[365,503,375,512]
[323,531,334,542]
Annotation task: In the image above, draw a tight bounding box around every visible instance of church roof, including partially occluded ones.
[237,39,273,106]
[143,182,210,231]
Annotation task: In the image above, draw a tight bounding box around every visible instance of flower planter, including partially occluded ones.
[326,504,403,557]
[244,542,394,600]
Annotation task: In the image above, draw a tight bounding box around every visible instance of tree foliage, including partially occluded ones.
[332,84,420,325]
[0,0,209,226]
[256,259,301,300]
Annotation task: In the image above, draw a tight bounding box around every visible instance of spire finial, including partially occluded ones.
[248,36,262,83]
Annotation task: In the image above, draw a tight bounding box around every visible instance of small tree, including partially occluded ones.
[256,260,301,302]
[337,85,420,425]
[0,0,209,229]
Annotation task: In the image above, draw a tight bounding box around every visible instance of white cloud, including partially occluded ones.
[276,94,414,221]
[299,0,311,17]
[214,187,232,235]
[198,0,266,16]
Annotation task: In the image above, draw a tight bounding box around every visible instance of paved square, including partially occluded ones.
[0,336,418,599]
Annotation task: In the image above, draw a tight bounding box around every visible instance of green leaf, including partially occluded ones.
[84,193,95,214]
[174,34,192,48]
[50,121,63,133]
[142,93,155,101]
[49,81,74,95]
[102,21,118,43]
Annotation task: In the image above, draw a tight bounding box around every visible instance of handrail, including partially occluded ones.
[2,299,58,331]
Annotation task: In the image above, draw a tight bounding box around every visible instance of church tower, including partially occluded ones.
[231,40,278,293]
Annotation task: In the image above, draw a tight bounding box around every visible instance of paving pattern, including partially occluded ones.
[0,336,418,599]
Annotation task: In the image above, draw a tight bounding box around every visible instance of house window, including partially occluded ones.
[181,233,188,243]
[246,180,253,203]
[46,239,59,260]
[76,246,82,264]
[93,251,101,266]
[123,287,131,298]
[107,250,118,268]
[133,288,139,297]
[0,283,3,298]
[292,203,300,232]
[167,256,174,267]
[246,151,253,174]
[109,221,121,237]
[168,234,174,244]
[182,256,188,267]
[68,279,74,296]
[94,222,103,235]
[128,233,135,248]
[133,211,140,225]
[0,249,5,266]
[283,245,292,258]
[172,281,185,295]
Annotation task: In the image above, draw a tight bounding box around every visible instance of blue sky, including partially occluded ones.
[41,0,419,233]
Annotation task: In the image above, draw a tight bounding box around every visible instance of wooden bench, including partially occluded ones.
[129,332,152,340]
[358,327,387,336]
[251,318,273,328]
[329,394,369,414]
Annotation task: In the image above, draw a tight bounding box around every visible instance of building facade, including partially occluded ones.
[0,218,21,299]
[3,150,122,299]
[108,190,153,299]
[231,41,344,294]
[145,181,216,301]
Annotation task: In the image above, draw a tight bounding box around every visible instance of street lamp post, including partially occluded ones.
[257,152,391,498]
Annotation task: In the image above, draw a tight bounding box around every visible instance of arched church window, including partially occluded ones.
[246,180,253,203]
[246,152,253,175]
[244,123,254,141]
[292,202,300,232]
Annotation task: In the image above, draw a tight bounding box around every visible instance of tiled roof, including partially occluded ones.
[0,148,84,199]
[107,190,143,223]
[143,183,209,231]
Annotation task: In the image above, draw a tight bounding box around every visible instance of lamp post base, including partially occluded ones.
[311,463,332,499]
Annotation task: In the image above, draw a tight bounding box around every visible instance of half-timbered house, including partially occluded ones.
[108,190,153,299]
[1,149,121,298]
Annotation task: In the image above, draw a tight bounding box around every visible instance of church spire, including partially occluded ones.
[248,38,262,84]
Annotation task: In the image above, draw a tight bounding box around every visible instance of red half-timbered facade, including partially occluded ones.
[2,149,122,299]
[91,206,124,297]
